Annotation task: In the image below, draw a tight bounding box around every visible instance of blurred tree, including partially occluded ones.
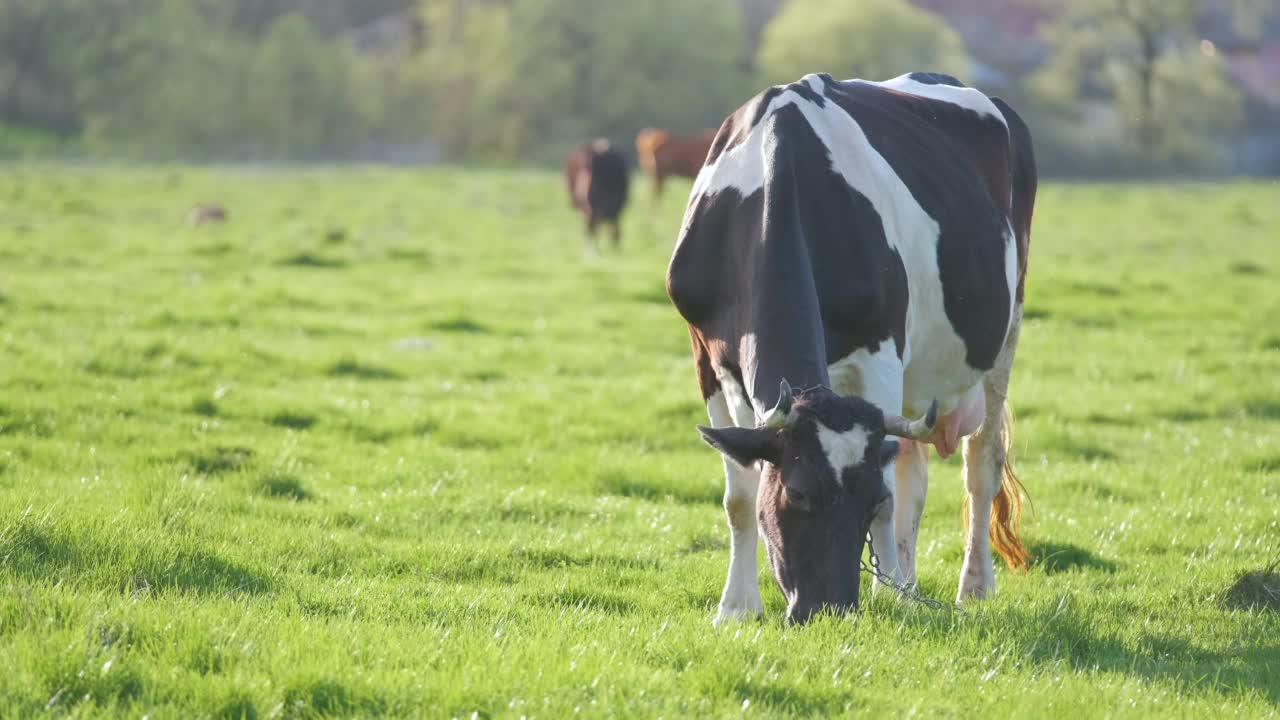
[414,0,749,162]
[64,0,250,155]
[756,0,971,85]
[195,0,416,37]
[242,13,362,155]
[1032,0,1243,170]
[0,0,89,135]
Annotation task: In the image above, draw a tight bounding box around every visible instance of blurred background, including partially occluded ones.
[1,0,1276,176]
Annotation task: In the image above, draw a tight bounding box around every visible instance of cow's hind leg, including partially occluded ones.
[958,306,1030,601]
[707,384,764,624]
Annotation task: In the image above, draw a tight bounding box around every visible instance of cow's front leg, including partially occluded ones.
[867,468,901,588]
[706,389,763,624]
[828,346,905,590]
[892,437,929,586]
[718,460,763,623]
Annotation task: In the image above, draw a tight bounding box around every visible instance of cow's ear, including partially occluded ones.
[697,426,781,468]
[879,439,900,468]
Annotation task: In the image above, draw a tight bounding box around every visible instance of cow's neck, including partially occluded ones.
[740,240,831,419]
[737,114,834,420]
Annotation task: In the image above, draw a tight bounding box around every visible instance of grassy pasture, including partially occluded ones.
[0,167,1277,718]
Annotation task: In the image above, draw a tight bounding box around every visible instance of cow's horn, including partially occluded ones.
[761,379,794,429]
[884,399,939,439]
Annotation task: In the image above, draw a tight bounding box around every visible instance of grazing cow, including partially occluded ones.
[667,72,1037,625]
[635,128,717,200]
[563,139,629,249]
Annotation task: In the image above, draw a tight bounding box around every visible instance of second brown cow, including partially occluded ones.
[635,128,716,200]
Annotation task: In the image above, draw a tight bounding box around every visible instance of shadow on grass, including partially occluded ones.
[541,588,636,614]
[1082,412,1136,427]
[277,252,347,269]
[1228,260,1266,275]
[1221,563,1280,615]
[1015,598,1280,704]
[327,358,402,381]
[594,469,720,505]
[184,446,253,475]
[1157,407,1212,423]
[1244,455,1280,474]
[0,405,58,437]
[387,247,431,264]
[256,469,312,501]
[514,547,661,572]
[860,594,1280,707]
[729,677,840,717]
[429,315,491,334]
[1027,540,1119,574]
[282,679,386,717]
[1242,399,1280,420]
[1043,437,1118,462]
[1173,401,1280,423]
[268,411,317,430]
[1,520,268,595]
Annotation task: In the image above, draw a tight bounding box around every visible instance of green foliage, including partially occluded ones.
[416,0,749,161]
[1030,0,1245,174]
[757,0,971,86]
[67,1,250,155]
[0,1,371,158]
[0,167,1278,715]
[241,14,363,155]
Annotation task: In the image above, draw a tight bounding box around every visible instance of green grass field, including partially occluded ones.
[0,167,1277,718]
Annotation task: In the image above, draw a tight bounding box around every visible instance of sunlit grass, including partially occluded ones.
[0,167,1277,717]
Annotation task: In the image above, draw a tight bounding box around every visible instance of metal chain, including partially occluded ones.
[861,532,961,615]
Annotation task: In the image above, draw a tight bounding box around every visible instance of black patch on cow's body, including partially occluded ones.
[989,97,1038,303]
[906,72,965,87]
[669,104,908,412]
[819,80,1017,370]
[670,74,1036,410]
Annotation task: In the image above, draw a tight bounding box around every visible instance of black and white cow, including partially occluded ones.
[667,72,1037,625]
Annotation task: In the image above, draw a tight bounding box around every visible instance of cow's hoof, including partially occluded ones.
[714,602,764,626]
[955,583,993,603]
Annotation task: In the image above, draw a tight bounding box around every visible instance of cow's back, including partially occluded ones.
[669,73,1035,412]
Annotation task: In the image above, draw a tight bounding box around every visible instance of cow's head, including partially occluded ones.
[698,380,936,624]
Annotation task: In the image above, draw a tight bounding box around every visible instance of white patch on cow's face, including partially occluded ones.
[856,74,1007,126]
[816,422,870,476]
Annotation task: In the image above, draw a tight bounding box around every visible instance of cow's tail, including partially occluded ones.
[991,403,1030,569]
[964,403,1030,570]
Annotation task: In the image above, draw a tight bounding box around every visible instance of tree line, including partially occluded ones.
[0,0,1270,174]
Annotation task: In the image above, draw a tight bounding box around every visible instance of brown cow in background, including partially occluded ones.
[635,128,716,200]
[563,138,629,249]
